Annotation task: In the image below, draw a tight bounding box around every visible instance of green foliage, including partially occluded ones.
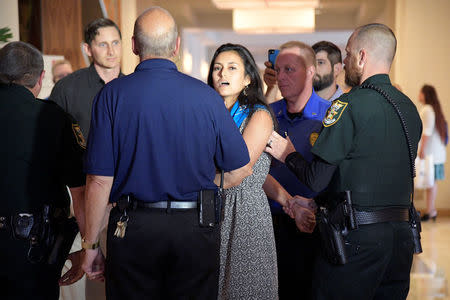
[0,27,13,43]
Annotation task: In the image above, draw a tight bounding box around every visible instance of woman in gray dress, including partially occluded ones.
[208,43,282,299]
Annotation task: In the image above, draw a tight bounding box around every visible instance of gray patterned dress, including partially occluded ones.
[218,107,278,300]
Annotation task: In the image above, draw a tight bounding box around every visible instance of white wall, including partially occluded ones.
[0,0,19,47]
[394,0,450,209]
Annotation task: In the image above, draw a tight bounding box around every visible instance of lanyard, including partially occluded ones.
[230,100,249,129]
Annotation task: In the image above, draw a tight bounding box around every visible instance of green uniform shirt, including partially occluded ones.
[311,74,422,209]
[0,84,86,215]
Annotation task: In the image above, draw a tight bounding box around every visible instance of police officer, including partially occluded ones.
[0,42,86,299]
[266,23,422,299]
[262,41,330,300]
[81,7,250,299]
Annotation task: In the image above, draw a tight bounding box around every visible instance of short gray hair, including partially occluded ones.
[280,41,316,68]
[0,41,43,88]
[133,7,178,58]
[355,23,397,66]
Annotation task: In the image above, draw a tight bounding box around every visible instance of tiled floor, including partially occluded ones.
[408,217,450,300]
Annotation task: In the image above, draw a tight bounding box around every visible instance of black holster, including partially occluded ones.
[316,191,357,265]
[316,208,347,265]
[409,204,422,254]
[317,191,423,264]
[11,205,78,266]
[198,189,222,227]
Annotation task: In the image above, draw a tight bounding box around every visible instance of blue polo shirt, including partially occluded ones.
[269,89,330,213]
[84,59,249,203]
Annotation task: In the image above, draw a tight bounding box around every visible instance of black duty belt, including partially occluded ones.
[136,200,197,210]
[354,207,409,225]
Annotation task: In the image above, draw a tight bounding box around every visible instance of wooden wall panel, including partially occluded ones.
[41,0,84,70]
[18,0,43,50]
[103,0,121,29]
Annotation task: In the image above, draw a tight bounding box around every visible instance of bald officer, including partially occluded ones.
[81,7,250,299]
[266,23,422,300]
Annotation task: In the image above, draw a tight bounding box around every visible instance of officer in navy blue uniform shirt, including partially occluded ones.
[263,41,330,300]
[81,7,250,300]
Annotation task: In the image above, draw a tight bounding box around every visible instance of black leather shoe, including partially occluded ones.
[430,211,438,222]
[421,213,430,221]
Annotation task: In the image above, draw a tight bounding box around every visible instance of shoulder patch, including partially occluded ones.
[323,100,348,127]
[309,132,319,146]
[72,124,86,149]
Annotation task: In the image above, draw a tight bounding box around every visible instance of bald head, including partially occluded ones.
[133,6,178,60]
[352,23,397,67]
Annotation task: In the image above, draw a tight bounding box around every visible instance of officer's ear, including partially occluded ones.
[131,36,139,56]
[38,70,45,87]
[358,49,367,68]
[333,62,343,78]
[306,65,315,80]
[30,70,45,98]
[83,43,92,58]
[172,36,181,57]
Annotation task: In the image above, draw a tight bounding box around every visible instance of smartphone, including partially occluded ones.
[268,49,280,69]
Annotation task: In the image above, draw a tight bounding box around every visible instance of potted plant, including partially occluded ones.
[0,27,13,43]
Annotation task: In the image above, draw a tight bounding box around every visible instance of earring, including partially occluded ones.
[243,85,249,96]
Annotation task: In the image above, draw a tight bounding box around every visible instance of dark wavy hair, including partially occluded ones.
[207,43,273,122]
[312,40,342,66]
[421,84,448,144]
[85,18,121,45]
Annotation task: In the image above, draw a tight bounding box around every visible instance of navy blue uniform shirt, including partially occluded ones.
[84,59,249,203]
[269,89,330,212]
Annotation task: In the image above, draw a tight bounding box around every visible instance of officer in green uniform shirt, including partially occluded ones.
[266,23,422,300]
[0,41,86,300]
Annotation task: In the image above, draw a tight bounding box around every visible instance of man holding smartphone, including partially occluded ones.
[263,41,330,299]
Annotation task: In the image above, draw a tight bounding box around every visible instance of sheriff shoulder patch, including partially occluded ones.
[72,123,86,149]
[309,132,319,146]
[323,100,348,127]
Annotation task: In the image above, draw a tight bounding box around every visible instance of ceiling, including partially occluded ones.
[138,0,391,31]
[133,0,393,82]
